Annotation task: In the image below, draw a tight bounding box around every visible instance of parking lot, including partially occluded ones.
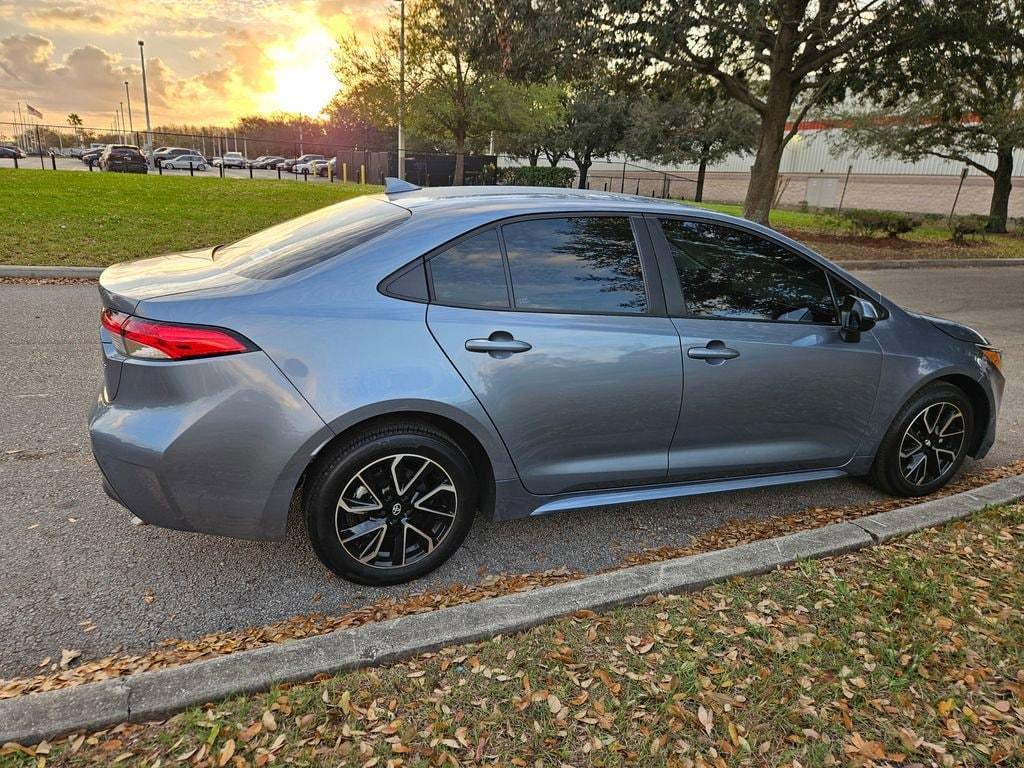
[1,156,348,184]
[0,265,1021,680]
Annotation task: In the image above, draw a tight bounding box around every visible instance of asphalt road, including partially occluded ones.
[1,265,1021,679]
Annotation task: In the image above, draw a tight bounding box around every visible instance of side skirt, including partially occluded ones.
[491,468,850,520]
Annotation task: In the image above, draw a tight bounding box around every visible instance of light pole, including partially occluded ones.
[138,40,153,163]
[119,101,126,142]
[394,0,405,180]
[124,80,134,139]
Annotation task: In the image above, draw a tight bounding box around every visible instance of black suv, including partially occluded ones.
[101,145,148,174]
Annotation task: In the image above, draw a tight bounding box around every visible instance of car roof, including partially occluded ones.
[381,185,698,217]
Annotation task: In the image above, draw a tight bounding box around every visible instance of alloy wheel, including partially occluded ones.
[898,401,966,486]
[334,453,458,569]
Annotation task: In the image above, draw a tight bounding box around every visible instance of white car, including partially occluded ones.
[162,154,207,171]
[213,151,247,169]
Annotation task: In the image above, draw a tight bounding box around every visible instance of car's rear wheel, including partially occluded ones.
[869,382,973,497]
[304,420,477,585]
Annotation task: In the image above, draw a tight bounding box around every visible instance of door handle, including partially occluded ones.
[687,344,740,362]
[465,332,532,355]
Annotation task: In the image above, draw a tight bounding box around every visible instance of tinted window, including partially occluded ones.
[502,217,646,313]
[430,230,509,308]
[215,196,410,280]
[661,219,837,323]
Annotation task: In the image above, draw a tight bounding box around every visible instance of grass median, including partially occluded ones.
[693,201,1024,262]
[0,169,381,268]
[5,502,1021,766]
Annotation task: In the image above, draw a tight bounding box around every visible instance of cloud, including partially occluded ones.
[0,0,386,126]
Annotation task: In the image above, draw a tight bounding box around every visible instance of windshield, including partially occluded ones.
[215,196,410,280]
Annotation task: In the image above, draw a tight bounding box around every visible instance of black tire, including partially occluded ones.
[304,420,477,585]
[869,382,973,497]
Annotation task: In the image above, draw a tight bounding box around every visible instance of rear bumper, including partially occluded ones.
[89,350,332,540]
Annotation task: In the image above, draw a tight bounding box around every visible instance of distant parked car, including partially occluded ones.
[162,154,207,171]
[153,147,193,167]
[68,146,88,158]
[254,156,285,169]
[214,151,247,169]
[100,145,148,173]
[81,146,107,165]
[306,159,330,176]
[0,145,27,159]
[279,154,325,172]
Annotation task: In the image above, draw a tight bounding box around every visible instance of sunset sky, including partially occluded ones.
[0,0,386,130]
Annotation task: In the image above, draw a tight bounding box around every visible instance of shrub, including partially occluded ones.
[841,208,922,238]
[497,165,576,188]
[949,215,989,244]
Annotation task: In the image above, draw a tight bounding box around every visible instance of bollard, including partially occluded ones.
[50,153,57,171]
[342,163,347,183]
[303,169,308,181]
[277,167,281,180]
[13,156,18,170]
[359,164,365,184]
[189,161,194,177]
[249,166,253,179]
[158,162,162,175]
[219,163,224,178]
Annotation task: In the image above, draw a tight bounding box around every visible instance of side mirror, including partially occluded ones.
[840,296,879,342]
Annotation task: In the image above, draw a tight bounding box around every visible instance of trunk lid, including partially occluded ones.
[98,247,247,313]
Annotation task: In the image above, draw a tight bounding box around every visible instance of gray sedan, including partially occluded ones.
[89,182,1004,585]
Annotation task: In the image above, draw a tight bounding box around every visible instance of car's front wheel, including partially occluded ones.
[304,420,478,585]
[869,382,973,497]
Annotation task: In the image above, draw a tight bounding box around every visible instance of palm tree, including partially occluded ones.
[67,113,83,145]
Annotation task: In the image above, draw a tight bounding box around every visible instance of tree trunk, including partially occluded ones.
[453,135,465,185]
[528,149,540,166]
[987,145,1014,233]
[743,83,794,225]
[695,158,708,202]
[575,157,591,189]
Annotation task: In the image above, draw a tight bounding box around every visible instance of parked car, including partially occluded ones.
[247,155,277,168]
[307,159,330,176]
[90,182,1004,586]
[81,146,106,165]
[253,156,285,169]
[100,144,148,173]
[0,145,27,159]
[153,147,193,167]
[279,153,325,172]
[213,151,247,169]
[161,153,207,171]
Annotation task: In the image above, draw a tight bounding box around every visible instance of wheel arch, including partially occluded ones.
[298,406,507,519]
[933,373,990,456]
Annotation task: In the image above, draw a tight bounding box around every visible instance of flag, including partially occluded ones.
[26,104,43,119]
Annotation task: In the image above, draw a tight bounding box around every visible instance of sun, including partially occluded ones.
[263,28,339,116]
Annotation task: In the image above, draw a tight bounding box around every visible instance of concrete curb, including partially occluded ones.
[2,475,1022,745]
[0,265,103,279]
[840,257,1024,270]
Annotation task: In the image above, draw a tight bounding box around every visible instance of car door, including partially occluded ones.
[650,216,883,480]
[426,214,683,496]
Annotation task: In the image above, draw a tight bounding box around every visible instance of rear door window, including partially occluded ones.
[501,217,647,314]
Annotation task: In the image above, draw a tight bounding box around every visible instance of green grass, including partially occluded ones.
[5,503,1021,766]
[0,169,381,267]
[692,200,1024,260]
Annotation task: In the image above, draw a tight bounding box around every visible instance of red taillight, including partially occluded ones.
[100,309,254,361]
